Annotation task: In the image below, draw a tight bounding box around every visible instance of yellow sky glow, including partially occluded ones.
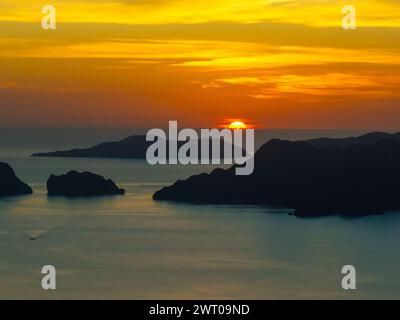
[0,0,399,129]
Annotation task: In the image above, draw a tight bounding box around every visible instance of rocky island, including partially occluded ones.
[47,171,125,197]
[153,132,400,217]
[0,162,33,196]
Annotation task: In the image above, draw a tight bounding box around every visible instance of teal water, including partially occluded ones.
[1,152,400,299]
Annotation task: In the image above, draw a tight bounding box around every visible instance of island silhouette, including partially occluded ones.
[0,162,32,196]
[32,135,149,159]
[47,171,125,197]
[153,132,400,217]
[31,135,246,161]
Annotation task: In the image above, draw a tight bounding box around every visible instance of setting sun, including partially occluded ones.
[228,121,247,129]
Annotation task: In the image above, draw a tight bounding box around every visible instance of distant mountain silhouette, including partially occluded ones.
[33,136,149,159]
[32,135,246,160]
[304,131,400,148]
[0,162,33,196]
[153,132,400,217]
[47,171,125,197]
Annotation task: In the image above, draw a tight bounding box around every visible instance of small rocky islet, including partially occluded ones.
[47,171,125,197]
[0,164,124,198]
[0,162,33,196]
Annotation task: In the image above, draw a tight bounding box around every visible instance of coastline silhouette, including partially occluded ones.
[153,132,400,217]
[3,131,400,217]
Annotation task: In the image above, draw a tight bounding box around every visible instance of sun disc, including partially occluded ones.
[228,121,247,129]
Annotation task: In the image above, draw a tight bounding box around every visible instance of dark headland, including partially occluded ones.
[32,135,149,159]
[31,135,245,160]
[153,132,400,217]
[0,162,33,196]
[47,171,125,197]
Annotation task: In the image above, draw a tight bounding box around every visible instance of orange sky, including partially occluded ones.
[1,0,400,129]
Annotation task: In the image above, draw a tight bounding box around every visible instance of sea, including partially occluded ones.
[0,128,400,299]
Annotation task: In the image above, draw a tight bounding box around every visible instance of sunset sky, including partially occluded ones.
[1,0,399,129]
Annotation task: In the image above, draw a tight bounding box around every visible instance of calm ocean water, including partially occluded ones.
[1,132,400,299]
